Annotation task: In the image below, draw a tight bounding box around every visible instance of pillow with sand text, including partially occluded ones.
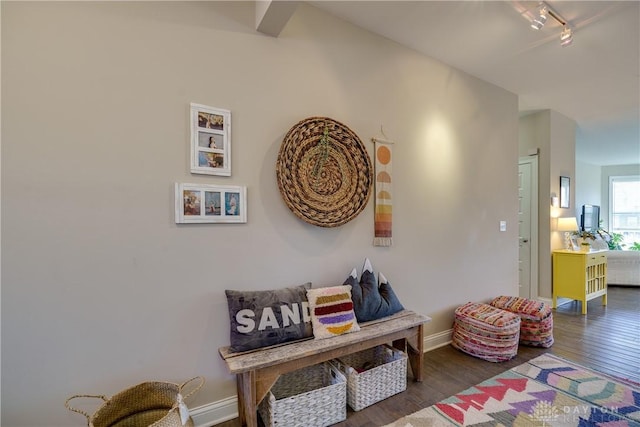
[225,283,312,352]
[344,258,404,322]
[306,285,360,339]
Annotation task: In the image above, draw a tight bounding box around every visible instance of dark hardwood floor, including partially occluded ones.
[215,286,640,427]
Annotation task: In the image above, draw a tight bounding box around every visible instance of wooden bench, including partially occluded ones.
[219,310,431,427]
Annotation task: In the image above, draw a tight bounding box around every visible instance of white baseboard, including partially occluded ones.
[193,330,452,427]
[191,396,237,427]
[537,296,552,305]
[424,328,452,352]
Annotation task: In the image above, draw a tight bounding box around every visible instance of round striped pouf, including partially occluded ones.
[451,302,521,362]
[490,296,554,348]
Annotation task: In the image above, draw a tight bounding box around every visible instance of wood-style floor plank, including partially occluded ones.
[214,286,640,427]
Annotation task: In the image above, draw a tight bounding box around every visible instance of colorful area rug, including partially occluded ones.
[384,353,640,426]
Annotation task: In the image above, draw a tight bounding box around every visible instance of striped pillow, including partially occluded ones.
[307,285,360,339]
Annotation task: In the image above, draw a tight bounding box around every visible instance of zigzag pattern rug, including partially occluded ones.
[384,353,640,426]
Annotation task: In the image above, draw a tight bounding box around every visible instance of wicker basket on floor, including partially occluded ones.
[65,377,204,427]
[331,345,407,411]
[258,362,346,427]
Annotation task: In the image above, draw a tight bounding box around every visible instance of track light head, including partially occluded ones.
[529,3,574,47]
[560,26,573,47]
[531,6,548,30]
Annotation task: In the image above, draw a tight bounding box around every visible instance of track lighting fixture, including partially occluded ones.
[530,2,574,47]
[560,26,573,47]
[531,6,548,30]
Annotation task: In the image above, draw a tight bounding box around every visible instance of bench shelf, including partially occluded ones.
[219,310,430,427]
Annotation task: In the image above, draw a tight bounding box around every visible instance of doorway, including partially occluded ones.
[518,156,539,299]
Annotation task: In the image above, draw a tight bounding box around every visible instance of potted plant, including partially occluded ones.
[607,233,626,250]
[572,230,595,248]
[595,222,625,250]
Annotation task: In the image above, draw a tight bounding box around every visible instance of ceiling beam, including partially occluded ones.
[255,1,299,37]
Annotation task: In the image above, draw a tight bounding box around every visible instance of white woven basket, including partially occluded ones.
[332,345,407,411]
[258,362,346,427]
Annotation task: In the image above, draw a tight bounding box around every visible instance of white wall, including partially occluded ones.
[550,110,577,224]
[519,110,576,298]
[1,2,519,426]
[576,161,602,220]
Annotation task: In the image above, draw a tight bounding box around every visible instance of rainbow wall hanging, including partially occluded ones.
[372,138,393,246]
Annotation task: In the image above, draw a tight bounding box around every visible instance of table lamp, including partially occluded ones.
[557,217,579,250]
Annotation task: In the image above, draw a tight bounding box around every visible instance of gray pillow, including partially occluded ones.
[225,283,312,352]
[345,259,404,322]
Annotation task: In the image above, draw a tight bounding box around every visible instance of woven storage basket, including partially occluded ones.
[65,377,204,427]
[276,116,373,228]
[331,345,407,411]
[258,362,346,427]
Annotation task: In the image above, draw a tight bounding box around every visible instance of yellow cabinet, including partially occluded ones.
[552,250,607,315]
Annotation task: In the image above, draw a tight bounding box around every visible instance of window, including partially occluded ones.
[609,175,640,246]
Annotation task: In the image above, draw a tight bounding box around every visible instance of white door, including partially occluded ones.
[518,157,538,299]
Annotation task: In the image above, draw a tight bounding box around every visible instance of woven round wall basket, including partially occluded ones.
[276,117,373,228]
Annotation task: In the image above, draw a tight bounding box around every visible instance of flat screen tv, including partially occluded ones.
[580,204,600,233]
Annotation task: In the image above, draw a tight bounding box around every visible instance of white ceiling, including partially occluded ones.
[309,1,640,166]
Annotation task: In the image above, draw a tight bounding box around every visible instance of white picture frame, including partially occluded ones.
[175,183,246,224]
[190,103,231,176]
[559,176,570,209]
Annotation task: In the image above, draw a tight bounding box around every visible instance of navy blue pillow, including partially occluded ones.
[344,259,404,322]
